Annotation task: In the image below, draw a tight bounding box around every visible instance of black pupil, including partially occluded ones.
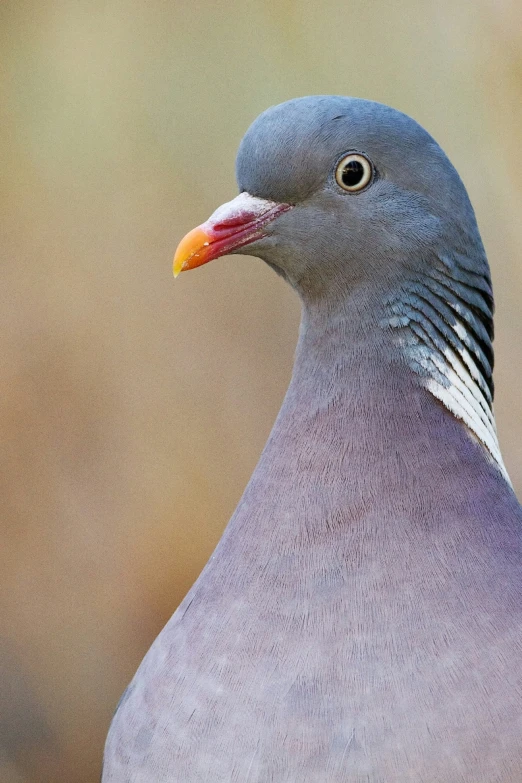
[342,159,365,187]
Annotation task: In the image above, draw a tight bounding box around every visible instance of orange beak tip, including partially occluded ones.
[172,225,213,278]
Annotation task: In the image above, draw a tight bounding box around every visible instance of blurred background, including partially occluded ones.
[1,0,521,780]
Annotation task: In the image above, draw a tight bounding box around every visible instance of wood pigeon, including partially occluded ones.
[102,96,522,782]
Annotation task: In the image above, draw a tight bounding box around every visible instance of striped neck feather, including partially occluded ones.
[383,252,510,484]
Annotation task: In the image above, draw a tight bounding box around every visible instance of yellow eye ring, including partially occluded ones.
[334,153,373,192]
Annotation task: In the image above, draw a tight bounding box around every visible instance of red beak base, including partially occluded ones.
[173,192,292,276]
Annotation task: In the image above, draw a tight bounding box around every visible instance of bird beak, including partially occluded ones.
[173,192,293,277]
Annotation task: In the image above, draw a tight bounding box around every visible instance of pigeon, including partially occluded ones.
[102,96,522,782]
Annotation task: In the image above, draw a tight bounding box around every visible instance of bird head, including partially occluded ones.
[173,96,485,303]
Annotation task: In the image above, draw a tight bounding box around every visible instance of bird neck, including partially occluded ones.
[259,267,509,499]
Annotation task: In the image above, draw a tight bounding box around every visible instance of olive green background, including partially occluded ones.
[1,1,521,780]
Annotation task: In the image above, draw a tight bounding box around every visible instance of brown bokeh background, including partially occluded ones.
[1,1,521,780]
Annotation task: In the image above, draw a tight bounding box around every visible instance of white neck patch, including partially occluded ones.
[384,275,511,485]
[423,348,510,484]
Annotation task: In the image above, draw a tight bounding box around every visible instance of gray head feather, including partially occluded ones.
[235,96,487,296]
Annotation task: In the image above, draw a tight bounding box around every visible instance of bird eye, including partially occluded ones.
[334,153,373,192]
